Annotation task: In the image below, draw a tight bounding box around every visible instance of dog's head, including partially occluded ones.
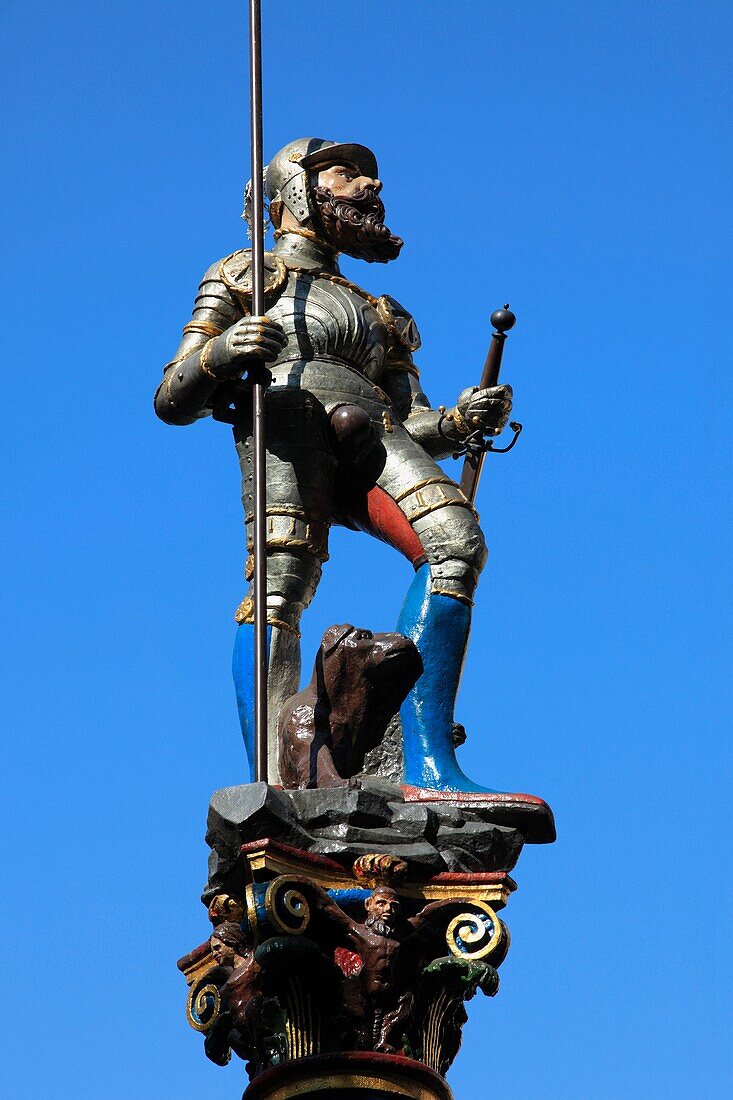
[316,624,423,709]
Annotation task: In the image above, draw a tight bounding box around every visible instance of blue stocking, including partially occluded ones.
[232,622,272,782]
[397,563,498,793]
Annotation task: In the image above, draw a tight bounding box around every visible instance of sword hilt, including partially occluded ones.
[459,305,517,503]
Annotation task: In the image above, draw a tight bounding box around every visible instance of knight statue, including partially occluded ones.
[154,137,513,795]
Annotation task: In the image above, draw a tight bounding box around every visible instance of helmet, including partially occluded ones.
[265,137,379,225]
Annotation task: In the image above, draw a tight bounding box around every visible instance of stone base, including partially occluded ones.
[243,1052,453,1100]
[204,781,535,904]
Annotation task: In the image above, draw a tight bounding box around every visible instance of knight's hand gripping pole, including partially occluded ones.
[458,305,521,505]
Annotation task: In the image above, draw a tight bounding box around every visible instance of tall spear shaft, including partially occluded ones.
[248,0,268,783]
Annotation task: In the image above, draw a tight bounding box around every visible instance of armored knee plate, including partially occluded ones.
[405,485,487,602]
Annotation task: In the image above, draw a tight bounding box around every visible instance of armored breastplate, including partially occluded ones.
[269,272,388,383]
[218,244,419,388]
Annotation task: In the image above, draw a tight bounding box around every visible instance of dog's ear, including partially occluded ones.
[321,624,355,657]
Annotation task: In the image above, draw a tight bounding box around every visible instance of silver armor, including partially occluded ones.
[155,231,489,777]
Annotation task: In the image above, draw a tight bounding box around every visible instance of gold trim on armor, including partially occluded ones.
[182,320,223,339]
[162,346,202,374]
[407,496,478,524]
[393,475,457,504]
[279,262,382,310]
[449,407,471,436]
[163,371,177,406]
[261,537,329,560]
[198,338,217,378]
[431,588,474,606]
[393,475,479,524]
[273,226,338,254]
[260,505,330,523]
[234,595,301,636]
[245,507,331,563]
[218,250,288,309]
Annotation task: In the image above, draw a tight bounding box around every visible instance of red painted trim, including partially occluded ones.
[401,785,556,844]
[239,838,352,875]
[176,941,210,972]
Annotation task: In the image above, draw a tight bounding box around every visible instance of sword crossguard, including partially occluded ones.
[454,421,522,462]
[485,420,523,454]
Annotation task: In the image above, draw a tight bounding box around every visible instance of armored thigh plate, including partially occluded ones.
[235,386,334,565]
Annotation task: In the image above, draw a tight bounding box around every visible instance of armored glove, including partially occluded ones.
[453,384,512,438]
[204,316,287,379]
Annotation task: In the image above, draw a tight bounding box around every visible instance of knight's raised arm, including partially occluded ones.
[154,259,286,426]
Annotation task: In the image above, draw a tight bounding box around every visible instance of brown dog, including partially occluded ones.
[278,625,423,789]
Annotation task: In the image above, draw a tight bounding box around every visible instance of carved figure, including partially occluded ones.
[341,886,415,1052]
[305,882,495,1055]
[203,921,264,1067]
[278,624,423,789]
[155,137,513,794]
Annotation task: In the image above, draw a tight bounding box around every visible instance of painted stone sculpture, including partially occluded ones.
[155,137,514,796]
[160,135,555,1099]
[278,624,423,789]
[179,855,507,1085]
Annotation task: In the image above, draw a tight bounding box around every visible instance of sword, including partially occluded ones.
[458,305,521,505]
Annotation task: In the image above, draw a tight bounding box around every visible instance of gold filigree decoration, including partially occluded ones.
[445,903,502,960]
[353,853,409,887]
[208,893,244,925]
[265,876,311,934]
[186,980,222,1033]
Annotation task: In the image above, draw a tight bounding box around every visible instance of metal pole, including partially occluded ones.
[248,0,268,783]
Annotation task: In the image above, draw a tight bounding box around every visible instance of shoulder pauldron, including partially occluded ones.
[219,249,289,311]
[377,294,422,353]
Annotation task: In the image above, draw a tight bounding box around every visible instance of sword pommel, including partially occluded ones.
[490,304,516,334]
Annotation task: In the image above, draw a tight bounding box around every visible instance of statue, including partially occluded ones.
[155,137,513,796]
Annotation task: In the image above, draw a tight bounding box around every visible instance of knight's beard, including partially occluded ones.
[365,915,397,939]
[312,185,403,263]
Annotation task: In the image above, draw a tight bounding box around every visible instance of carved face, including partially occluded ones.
[366,888,400,920]
[318,163,381,199]
[310,163,403,263]
[210,936,236,966]
[364,887,401,936]
[209,921,246,967]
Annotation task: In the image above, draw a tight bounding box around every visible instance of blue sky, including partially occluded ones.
[1,1,731,1095]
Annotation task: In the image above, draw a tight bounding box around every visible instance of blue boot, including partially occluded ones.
[397,563,557,841]
[232,622,271,782]
[396,563,499,793]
